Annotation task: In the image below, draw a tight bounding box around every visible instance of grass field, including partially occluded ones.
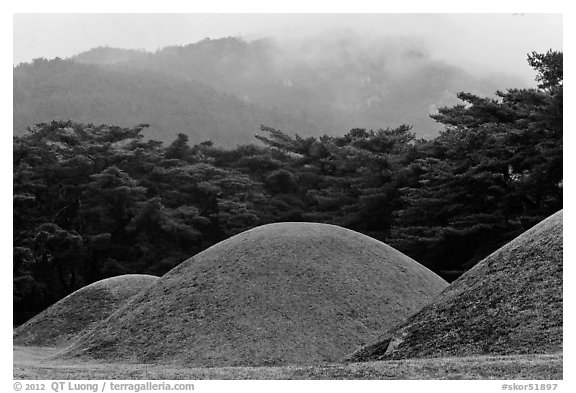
[14,346,562,380]
[14,217,563,380]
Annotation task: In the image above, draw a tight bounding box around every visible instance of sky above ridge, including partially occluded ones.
[13,13,562,84]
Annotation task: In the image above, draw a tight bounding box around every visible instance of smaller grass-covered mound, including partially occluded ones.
[347,210,563,362]
[13,274,158,347]
[61,222,448,366]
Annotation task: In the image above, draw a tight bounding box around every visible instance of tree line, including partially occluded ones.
[13,51,562,323]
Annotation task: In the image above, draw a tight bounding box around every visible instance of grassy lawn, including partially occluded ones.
[14,346,562,380]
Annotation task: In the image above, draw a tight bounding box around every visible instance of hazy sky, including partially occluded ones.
[13,13,562,82]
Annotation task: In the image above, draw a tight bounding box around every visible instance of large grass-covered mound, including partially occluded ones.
[13,274,158,347]
[348,210,563,362]
[61,222,447,366]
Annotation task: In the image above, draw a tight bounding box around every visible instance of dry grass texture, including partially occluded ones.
[13,274,158,347]
[61,222,447,366]
[348,210,563,361]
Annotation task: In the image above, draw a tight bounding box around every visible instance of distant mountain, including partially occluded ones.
[15,35,525,145]
[73,46,147,65]
[13,58,322,146]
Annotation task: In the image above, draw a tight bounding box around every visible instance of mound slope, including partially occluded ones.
[348,210,563,362]
[61,222,447,366]
[14,274,158,347]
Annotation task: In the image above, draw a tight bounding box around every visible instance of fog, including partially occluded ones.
[14,13,562,84]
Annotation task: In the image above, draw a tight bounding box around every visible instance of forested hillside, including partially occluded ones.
[14,36,522,146]
[13,50,562,324]
[13,58,321,147]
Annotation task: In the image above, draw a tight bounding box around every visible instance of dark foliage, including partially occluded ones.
[14,51,562,323]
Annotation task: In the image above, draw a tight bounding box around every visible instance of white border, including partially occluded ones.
[3,2,572,391]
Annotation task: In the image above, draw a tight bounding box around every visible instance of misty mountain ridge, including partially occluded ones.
[15,35,525,146]
[14,58,323,146]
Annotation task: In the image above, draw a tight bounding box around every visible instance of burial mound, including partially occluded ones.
[14,274,158,347]
[62,222,447,366]
[348,210,563,362]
